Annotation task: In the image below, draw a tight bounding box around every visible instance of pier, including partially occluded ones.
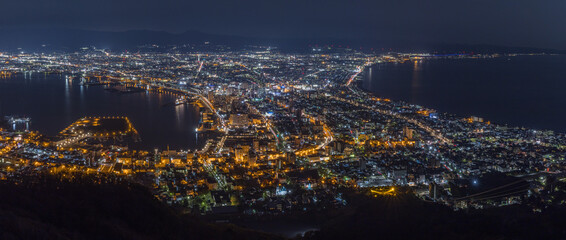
[5,116,31,132]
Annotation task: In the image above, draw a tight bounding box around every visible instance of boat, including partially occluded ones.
[175,96,188,105]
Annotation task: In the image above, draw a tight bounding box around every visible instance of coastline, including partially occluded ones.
[354,56,566,133]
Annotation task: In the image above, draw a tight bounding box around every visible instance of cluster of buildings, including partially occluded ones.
[0,47,564,214]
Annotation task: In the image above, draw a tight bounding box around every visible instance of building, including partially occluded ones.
[229,114,249,128]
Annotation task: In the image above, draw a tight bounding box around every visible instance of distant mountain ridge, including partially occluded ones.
[0,28,250,51]
[0,28,563,54]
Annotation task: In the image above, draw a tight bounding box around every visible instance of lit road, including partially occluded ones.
[203,159,228,190]
[197,140,214,155]
[340,58,450,143]
[327,95,452,145]
[246,102,282,147]
[345,60,374,86]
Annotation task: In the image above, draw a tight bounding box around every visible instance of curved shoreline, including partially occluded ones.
[0,73,204,150]
[355,56,566,133]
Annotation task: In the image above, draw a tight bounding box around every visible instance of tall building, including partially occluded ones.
[229,114,249,128]
[153,148,160,166]
[286,152,296,164]
[235,147,245,162]
[429,182,438,202]
[235,145,251,163]
[403,126,414,140]
[248,150,257,166]
[207,90,214,104]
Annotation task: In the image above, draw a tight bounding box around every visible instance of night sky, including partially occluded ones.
[1,0,565,49]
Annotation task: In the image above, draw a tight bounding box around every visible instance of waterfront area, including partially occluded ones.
[1,48,566,237]
[0,73,202,150]
[362,55,566,132]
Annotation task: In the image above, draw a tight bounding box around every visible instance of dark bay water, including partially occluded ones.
[363,55,566,133]
[0,74,201,150]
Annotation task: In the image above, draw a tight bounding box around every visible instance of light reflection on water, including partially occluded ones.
[363,55,566,132]
[0,73,202,150]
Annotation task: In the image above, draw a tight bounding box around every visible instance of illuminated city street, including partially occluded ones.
[1,1,566,238]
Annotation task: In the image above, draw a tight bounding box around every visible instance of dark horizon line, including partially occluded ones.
[1,27,565,53]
